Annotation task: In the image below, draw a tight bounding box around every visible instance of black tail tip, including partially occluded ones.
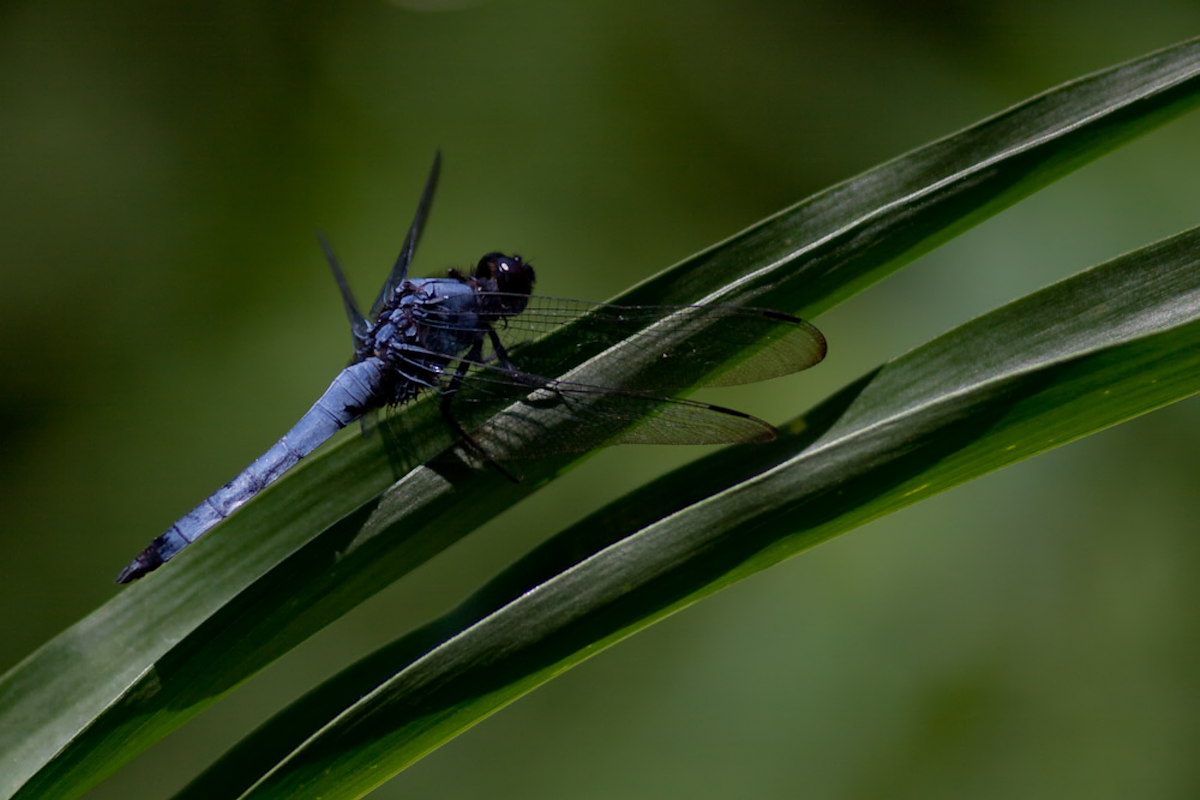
[115,551,164,584]
[115,563,145,584]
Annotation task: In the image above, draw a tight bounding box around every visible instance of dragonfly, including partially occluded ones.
[115,154,827,583]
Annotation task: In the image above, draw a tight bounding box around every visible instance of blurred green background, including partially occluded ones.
[2,2,1199,798]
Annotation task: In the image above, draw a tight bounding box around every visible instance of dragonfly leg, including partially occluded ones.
[440,338,521,483]
[486,327,520,372]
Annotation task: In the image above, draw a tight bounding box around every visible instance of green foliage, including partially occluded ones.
[3,36,1199,800]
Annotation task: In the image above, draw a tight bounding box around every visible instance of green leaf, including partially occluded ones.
[3,36,1200,800]
[187,225,1200,800]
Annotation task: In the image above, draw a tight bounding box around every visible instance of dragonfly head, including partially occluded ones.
[475,252,536,318]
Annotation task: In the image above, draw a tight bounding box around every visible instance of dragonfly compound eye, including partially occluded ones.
[474,252,505,279]
[496,255,535,296]
[476,253,536,310]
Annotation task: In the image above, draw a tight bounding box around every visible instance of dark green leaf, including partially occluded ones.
[3,36,1200,800]
[202,226,1200,800]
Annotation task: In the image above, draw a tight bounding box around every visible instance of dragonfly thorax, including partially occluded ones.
[361,277,482,404]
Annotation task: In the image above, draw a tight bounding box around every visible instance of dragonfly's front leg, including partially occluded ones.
[485,325,576,411]
[486,327,520,372]
[439,335,521,482]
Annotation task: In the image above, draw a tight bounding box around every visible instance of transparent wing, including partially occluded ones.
[393,353,778,459]
[416,294,828,391]
[370,152,442,319]
[318,231,371,349]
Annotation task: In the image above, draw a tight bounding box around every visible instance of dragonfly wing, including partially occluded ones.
[693,312,827,386]
[369,151,442,319]
[529,378,776,446]
[318,231,371,349]
[377,294,824,460]
[403,351,777,459]
[445,297,827,390]
[466,376,776,458]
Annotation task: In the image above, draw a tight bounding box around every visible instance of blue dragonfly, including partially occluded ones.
[116,154,826,583]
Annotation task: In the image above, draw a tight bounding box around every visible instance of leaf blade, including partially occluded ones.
[5,36,1200,800]
[215,225,1200,800]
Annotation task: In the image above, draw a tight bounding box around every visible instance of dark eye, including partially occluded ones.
[495,256,535,295]
[475,252,507,279]
[474,253,535,296]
